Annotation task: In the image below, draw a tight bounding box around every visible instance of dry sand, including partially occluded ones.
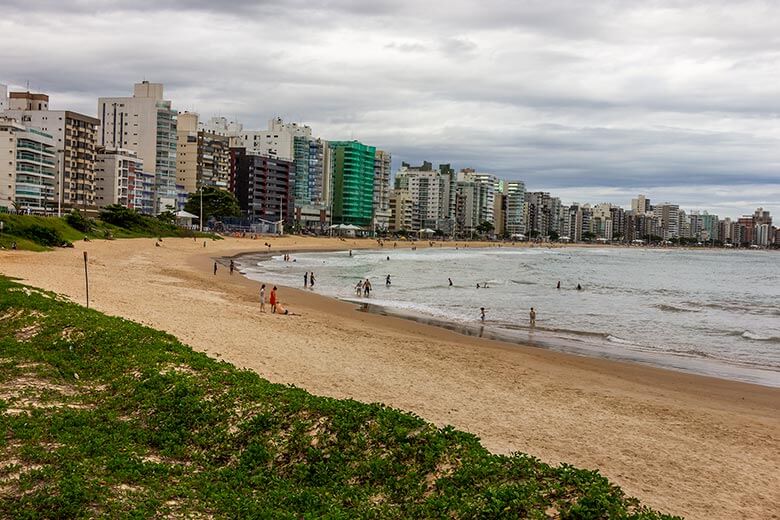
[1,236,778,520]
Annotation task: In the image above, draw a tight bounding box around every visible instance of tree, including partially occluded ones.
[476,221,494,235]
[582,231,596,241]
[184,187,240,221]
[548,230,560,241]
[156,210,176,225]
[528,230,541,239]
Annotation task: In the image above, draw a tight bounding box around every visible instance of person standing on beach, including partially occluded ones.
[448,278,453,286]
[556,281,561,289]
[304,272,308,287]
[213,262,218,275]
[270,286,278,313]
[386,274,391,286]
[230,260,235,275]
[355,280,363,296]
[480,307,486,322]
[260,284,266,312]
[529,307,536,326]
[364,279,371,297]
[309,272,315,288]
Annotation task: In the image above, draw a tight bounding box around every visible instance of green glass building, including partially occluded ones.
[329,140,376,227]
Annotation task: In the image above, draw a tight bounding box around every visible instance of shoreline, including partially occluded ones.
[235,247,780,388]
[1,236,778,519]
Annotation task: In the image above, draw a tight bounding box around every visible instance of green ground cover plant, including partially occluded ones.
[0,209,216,251]
[0,277,681,519]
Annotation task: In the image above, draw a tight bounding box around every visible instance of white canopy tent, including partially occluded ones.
[174,210,199,228]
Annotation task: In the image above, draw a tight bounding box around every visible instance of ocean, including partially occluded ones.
[238,246,780,387]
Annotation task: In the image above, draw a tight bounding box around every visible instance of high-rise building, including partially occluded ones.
[654,203,680,240]
[176,111,230,194]
[236,117,311,161]
[0,117,56,213]
[4,92,100,211]
[233,149,293,225]
[200,116,243,143]
[504,181,526,236]
[329,141,376,227]
[94,148,145,210]
[98,81,178,212]
[373,150,392,232]
[524,192,561,237]
[292,136,331,207]
[631,195,651,215]
[389,189,414,232]
[0,84,7,111]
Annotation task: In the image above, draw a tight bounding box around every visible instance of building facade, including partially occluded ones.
[236,117,311,162]
[98,81,178,212]
[329,141,376,227]
[233,150,293,225]
[4,92,100,211]
[94,148,146,210]
[0,117,56,213]
[504,181,526,236]
[176,111,230,194]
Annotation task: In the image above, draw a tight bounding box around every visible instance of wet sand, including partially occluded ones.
[1,236,778,520]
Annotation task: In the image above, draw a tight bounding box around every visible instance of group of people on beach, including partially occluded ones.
[259,284,292,315]
[303,272,316,289]
[355,279,372,297]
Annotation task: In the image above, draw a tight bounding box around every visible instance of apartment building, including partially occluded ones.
[176,111,230,194]
[0,117,56,213]
[233,149,294,225]
[98,81,178,212]
[329,141,376,227]
[4,92,100,211]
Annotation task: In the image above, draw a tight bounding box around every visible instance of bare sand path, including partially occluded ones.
[1,236,778,520]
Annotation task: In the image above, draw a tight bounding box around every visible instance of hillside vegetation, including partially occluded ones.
[0,206,213,251]
[0,277,680,519]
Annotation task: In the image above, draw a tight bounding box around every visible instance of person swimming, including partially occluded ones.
[577,283,582,290]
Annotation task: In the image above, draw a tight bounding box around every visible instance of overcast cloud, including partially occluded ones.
[1,0,779,217]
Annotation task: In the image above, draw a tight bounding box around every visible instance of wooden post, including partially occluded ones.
[83,251,89,309]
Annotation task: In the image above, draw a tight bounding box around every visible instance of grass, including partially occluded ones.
[0,276,682,519]
[0,212,216,251]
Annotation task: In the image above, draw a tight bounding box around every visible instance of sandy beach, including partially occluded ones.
[1,236,778,520]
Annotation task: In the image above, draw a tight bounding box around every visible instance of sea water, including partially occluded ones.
[239,247,780,387]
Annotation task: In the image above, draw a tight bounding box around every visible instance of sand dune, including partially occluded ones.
[1,236,778,520]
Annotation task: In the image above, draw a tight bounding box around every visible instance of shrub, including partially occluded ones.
[65,210,94,233]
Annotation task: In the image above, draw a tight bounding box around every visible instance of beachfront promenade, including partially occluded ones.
[1,236,778,520]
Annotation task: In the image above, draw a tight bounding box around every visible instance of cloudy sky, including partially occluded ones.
[2,0,779,217]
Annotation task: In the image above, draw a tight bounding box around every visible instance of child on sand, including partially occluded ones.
[270,286,277,313]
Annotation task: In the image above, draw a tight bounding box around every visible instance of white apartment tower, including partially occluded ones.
[0,117,56,213]
[0,84,7,111]
[94,148,144,209]
[98,82,178,212]
[4,92,100,210]
[235,117,311,161]
[504,181,526,235]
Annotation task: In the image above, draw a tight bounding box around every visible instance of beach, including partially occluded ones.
[1,236,778,520]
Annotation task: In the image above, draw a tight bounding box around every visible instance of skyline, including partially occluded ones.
[2,0,779,217]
